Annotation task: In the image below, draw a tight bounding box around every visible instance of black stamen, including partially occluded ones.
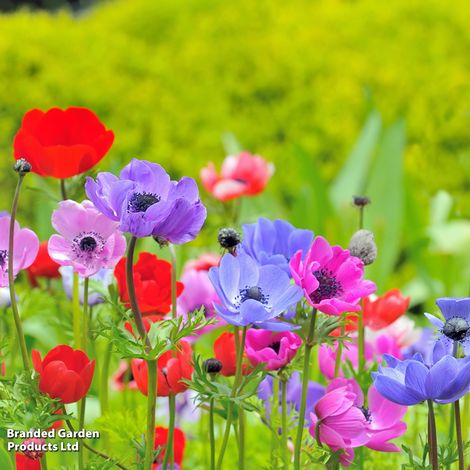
[236,285,269,306]
[79,236,97,252]
[443,317,470,342]
[309,268,343,304]
[0,250,7,268]
[128,192,160,213]
[269,341,281,354]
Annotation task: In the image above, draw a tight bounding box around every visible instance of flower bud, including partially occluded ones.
[352,195,371,207]
[218,228,241,252]
[203,358,223,375]
[14,158,32,175]
[22,438,45,460]
[349,229,377,266]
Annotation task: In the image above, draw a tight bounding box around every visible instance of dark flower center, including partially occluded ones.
[309,268,343,304]
[238,286,268,305]
[0,250,7,268]
[128,192,160,213]
[359,406,372,422]
[269,341,281,354]
[443,317,469,342]
[79,236,97,252]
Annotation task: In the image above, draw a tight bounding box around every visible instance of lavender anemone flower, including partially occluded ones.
[48,200,126,278]
[177,268,224,340]
[208,253,303,331]
[290,236,376,315]
[0,215,39,287]
[372,342,470,405]
[239,218,313,275]
[59,266,113,306]
[258,371,325,425]
[85,159,207,243]
[425,297,470,356]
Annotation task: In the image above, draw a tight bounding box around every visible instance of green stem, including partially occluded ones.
[271,376,280,468]
[454,400,464,470]
[143,359,157,470]
[357,309,365,378]
[216,326,247,470]
[427,399,438,470]
[281,377,289,470]
[161,393,176,470]
[72,272,81,349]
[100,341,112,415]
[78,395,87,470]
[209,398,216,470]
[168,244,177,321]
[126,236,151,350]
[334,325,345,378]
[8,174,30,371]
[60,179,68,200]
[41,453,48,470]
[293,309,317,470]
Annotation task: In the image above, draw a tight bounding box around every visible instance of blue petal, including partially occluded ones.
[213,304,246,326]
[425,355,458,399]
[404,361,428,399]
[271,284,303,316]
[255,319,301,332]
[424,313,444,330]
[436,297,470,323]
[257,265,291,304]
[437,360,470,401]
[237,254,260,289]
[373,375,424,405]
[239,298,273,324]
[218,254,240,303]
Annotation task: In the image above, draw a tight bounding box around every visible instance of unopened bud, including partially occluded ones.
[349,229,377,265]
[218,228,241,252]
[203,358,223,375]
[22,438,45,460]
[14,158,32,175]
[352,196,371,207]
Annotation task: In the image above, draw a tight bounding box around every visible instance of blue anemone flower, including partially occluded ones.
[239,218,313,275]
[208,253,303,331]
[425,297,470,356]
[372,343,470,405]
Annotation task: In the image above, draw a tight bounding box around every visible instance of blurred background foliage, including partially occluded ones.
[0,0,469,304]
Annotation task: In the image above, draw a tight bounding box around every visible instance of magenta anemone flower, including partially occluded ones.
[0,215,39,287]
[327,378,407,453]
[290,236,376,315]
[308,385,368,452]
[245,329,302,371]
[48,200,126,277]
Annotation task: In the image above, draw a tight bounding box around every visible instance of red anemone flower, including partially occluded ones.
[153,426,186,469]
[32,345,95,404]
[213,331,250,377]
[114,253,184,316]
[15,453,41,470]
[363,289,410,330]
[27,241,60,287]
[132,340,193,397]
[13,107,114,179]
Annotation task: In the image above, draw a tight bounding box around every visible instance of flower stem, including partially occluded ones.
[100,341,112,415]
[357,308,365,380]
[126,236,151,350]
[216,326,247,470]
[72,272,81,349]
[41,453,48,470]
[271,375,280,468]
[78,277,90,470]
[209,398,216,470]
[60,179,68,200]
[168,244,178,321]
[427,399,438,470]
[294,309,317,470]
[161,393,176,470]
[454,400,464,470]
[281,377,289,470]
[143,359,157,470]
[8,173,30,371]
[334,325,345,378]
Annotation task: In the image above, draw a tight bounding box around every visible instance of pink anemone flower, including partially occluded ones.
[0,215,39,287]
[48,200,126,277]
[200,151,274,201]
[245,329,302,371]
[290,236,376,315]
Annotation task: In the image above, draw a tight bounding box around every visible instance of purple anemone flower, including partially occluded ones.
[85,159,207,243]
[402,327,435,364]
[177,268,224,340]
[290,236,376,315]
[59,266,113,306]
[425,297,470,356]
[258,372,325,425]
[208,253,303,331]
[48,200,126,278]
[239,218,313,275]
[372,343,470,405]
[0,215,39,287]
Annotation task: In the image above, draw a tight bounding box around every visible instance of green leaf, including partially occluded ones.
[0,448,12,470]
[365,119,406,288]
[329,110,382,209]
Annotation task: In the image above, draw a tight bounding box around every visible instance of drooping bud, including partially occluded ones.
[22,438,45,460]
[352,195,371,207]
[14,158,32,175]
[349,229,377,266]
[218,227,241,254]
[203,358,223,375]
